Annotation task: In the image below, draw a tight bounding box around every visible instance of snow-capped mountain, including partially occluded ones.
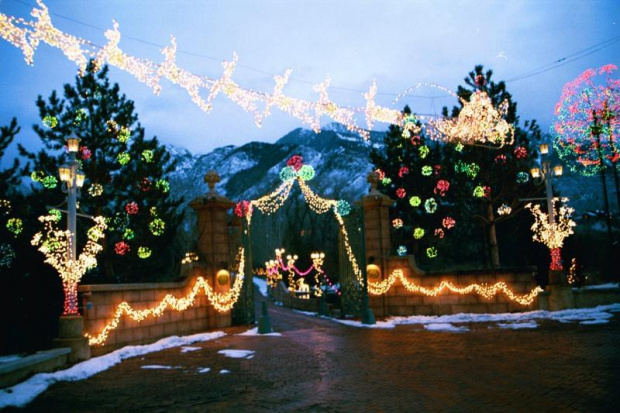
[167,123,385,215]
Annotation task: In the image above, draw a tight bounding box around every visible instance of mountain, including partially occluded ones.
[167,123,385,221]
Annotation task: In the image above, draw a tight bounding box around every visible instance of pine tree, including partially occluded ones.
[370,106,453,264]
[19,62,182,283]
[442,65,541,268]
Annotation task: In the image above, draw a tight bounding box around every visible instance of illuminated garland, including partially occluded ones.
[31,214,107,315]
[0,0,515,145]
[86,247,245,346]
[366,268,543,305]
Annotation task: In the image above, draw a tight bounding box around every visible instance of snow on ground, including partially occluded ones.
[424,323,469,332]
[496,321,538,330]
[219,369,231,374]
[197,367,211,374]
[217,349,255,359]
[0,355,23,363]
[575,283,619,290]
[253,277,268,297]
[180,346,201,353]
[0,331,226,409]
[141,365,182,369]
[236,327,282,337]
[295,303,620,331]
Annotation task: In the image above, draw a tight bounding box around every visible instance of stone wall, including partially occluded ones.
[80,265,231,356]
[368,256,539,317]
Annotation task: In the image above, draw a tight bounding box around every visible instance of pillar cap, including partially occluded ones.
[204,170,221,194]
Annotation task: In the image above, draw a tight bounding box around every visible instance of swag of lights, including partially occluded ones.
[368,269,543,305]
[86,247,246,346]
[1,1,514,146]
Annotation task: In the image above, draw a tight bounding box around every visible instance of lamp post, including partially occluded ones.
[58,133,85,315]
[529,143,566,277]
[530,143,563,233]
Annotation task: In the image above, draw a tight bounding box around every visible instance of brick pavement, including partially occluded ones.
[7,301,620,412]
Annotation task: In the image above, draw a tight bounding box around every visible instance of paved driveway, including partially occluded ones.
[10,302,620,412]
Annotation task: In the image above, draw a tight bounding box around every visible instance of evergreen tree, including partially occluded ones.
[442,65,541,268]
[19,62,183,283]
[370,107,453,265]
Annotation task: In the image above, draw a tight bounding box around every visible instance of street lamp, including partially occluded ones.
[529,142,567,276]
[58,133,85,292]
[530,142,563,229]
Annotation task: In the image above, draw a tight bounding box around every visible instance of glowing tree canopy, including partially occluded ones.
[554,64,620,176]
[525,198,576,271]
[19,62,182,283]
[428,90,515,148]
[31,213,107,315]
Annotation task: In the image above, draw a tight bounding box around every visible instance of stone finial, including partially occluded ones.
[367,171,380,193]
[204,170,221,194]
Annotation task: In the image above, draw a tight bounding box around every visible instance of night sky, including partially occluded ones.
[1,0,619,164]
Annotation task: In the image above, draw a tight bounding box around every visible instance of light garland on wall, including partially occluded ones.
[525,197,576,271]
[31,213,107,315]
[0,0,516,146]
[366,268,543,305]
[86,247,246,346]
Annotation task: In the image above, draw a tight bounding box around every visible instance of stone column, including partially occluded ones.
[361,172,394,318]
[190,171,235,328]
[547,269,575,311]
[54,315,90,363]
[362,172,394,271]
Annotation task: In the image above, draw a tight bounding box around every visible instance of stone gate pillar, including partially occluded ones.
[190,170,235,328]
[362,171,394,271]
[361,172,394,318]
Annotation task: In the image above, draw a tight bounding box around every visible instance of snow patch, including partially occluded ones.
[236,327,282,337]
[141,365,182,370]
[575,283,619,290]
[424,323,469,332]
[219,369,231,374]
[580,319,609,325]
[0,355,23,363]
[0,331,226,409]
[197,367,211,374]
[180,346,201,353]
[217,349,255,359]
[253,277,268,297]
[497,321,538,330]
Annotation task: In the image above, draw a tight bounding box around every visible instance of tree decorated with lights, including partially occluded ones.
[370,107,454,261]
[0,118,24,271]
[553,64,620,241]
[440,65,541,268]
[19,62,182,282]
[525,198,576,271]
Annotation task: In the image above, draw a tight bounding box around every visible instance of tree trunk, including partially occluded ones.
[487,202,500,269]
[598,155,614,245]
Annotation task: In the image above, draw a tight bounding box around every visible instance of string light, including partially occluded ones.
[141,150,154,163]
[32,214,107,315]
[42,115,57,128]
[516,172,529,184]
[6,218,23,236]
[426,247,438,258]
[117,152,130,165]
[125,202,139,215]
[392,218,403,229]
[137,246,152,259]
[149,218,165,236]
[88,183,103,197]
[86,248,246,346]
[497,204,512,216]
[413,228,425,239]
[409,196,421,207]
[181,252,199,265]
[397,245,407,256]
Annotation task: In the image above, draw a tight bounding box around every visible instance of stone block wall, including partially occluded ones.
[369,256,540,317]
[79,265,231,356]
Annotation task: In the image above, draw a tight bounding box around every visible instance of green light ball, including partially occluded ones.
[298,165,315,181]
